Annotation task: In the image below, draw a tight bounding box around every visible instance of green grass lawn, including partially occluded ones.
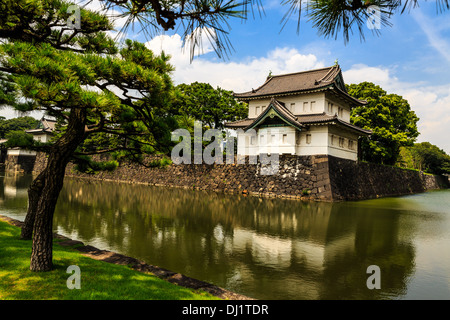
[0,220,219,300]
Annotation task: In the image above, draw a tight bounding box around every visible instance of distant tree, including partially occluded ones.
[176,82,248,129]
[0,116,39,139]
[347,82,419,165]
[4,131,34,148]
[398,142,450,175]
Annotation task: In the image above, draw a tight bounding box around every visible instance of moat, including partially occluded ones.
[1,173,449,299]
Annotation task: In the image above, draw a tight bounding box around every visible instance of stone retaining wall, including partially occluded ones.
[32,152,449,201]
[327,156,449,201]
[4,154,36,174]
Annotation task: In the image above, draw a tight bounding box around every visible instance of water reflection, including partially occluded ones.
[1,174,449,299]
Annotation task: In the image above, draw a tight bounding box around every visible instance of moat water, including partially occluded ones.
[1,173,450,299]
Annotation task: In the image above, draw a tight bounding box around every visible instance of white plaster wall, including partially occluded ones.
[324,93,352,122]
[296,125,329,156]
[7,149,37,156]
[327,146,358,161]
[328,125,359,161]
[33,133,51,143]
[236,122,360,161]
[237,127,298,155]
[247,93,327,118]
[258,127,296,155]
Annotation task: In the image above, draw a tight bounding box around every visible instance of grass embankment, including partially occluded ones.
[0,220,218,300]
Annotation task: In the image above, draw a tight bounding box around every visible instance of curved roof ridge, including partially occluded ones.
[268,66,334,79]
[315,65,341,86]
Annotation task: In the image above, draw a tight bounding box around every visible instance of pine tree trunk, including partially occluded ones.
[30,108,87,272]
[21,170,46,240]
[29,161,65,271]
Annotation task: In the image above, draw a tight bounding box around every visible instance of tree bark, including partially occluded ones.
[30,108,88,272]
[21,170,46,240]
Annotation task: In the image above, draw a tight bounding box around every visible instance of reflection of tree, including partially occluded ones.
[319,204,416,300]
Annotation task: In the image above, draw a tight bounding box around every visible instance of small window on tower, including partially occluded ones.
[282,134,288,144]
[348,140,354,150]
[306,134,312,144]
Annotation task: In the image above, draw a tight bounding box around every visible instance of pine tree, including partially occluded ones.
[1,0,177,271]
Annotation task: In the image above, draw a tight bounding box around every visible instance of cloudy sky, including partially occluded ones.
[2,1,450,153]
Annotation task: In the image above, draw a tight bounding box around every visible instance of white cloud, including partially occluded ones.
[412,10,450,64]
[145,32,325,92]
[343,64,450,154]
[343,64,393,87]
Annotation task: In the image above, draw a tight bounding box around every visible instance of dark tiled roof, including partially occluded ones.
[25,117,57,134]
[224,118,254,128]
[41,118,57,131]
[235,66,339,98]
[234,65,366,106]
[296,113,372,134]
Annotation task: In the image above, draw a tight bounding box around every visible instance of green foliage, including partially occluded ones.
[175,82,248,130]
[148,156,173,168]
[73,156,119,174]
[0,116,39,139]
[397,142,450,175]
[347,82,419,165]
[4,131,34,148]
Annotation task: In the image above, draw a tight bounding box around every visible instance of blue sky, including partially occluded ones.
[143,1,450,153]
[2,1,450,154]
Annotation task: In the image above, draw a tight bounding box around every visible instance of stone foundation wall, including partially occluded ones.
[32,152,449,201]
[34,153,333,200]
[5,155,36,174]
[327,157,449,201]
